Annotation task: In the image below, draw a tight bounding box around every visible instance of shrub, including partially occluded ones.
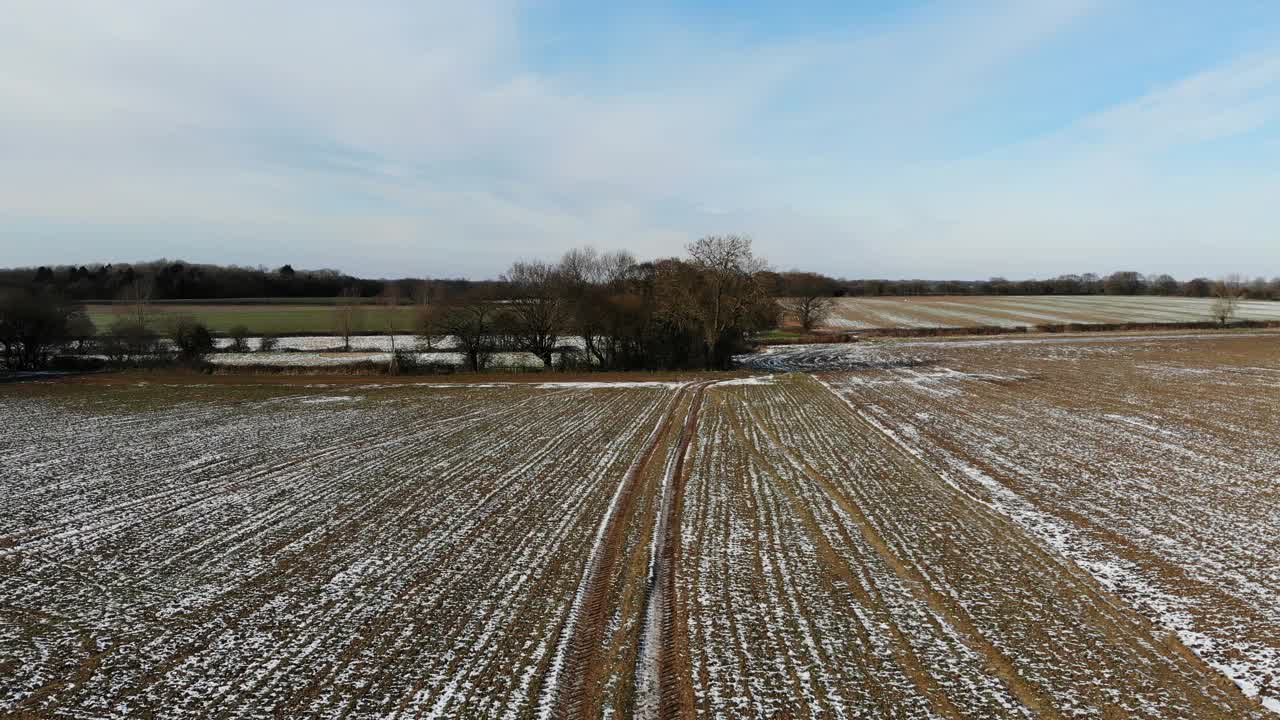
[556,347,593,371]
[171,318,215,362]
[104,320,161,363]
[389,348,419,374]
[227,324,252,353]
[258,334,279,352]
[0,289,84,370]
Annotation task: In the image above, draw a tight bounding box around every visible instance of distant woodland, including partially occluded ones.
[3,258,1278,302]
[2,239,1276,372]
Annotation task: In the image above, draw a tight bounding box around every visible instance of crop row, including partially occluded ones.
[0,381,677,717]
[821,332,1280,714]
[827,295,1280,330]
[676,374,1264,718]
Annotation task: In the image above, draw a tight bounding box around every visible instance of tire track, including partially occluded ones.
[633,382,711,720]
[541,385,692,720]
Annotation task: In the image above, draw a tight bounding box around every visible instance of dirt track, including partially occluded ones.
[545,383,709,719]
[634,383,709,720]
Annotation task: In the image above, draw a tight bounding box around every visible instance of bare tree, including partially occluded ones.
[1103,271,1145,296]
[780,272,837,332]
[116,276,155,328]
[170,317,215,364]
[438,296,499,372]
[501,260,567,368]
[683,235,775,367]
[1148,273,1180,296]
[379,285,401,351]
[1248,276,1269,299]
[228,324,252,353]
[559,247,607,366]
[333,287,363,351]
[103,319,160,363]
[592,250,642,368]
[555,247,648,369]
[559,247,602,287]
[782,295,834,333]
[379,285,402,372]
[599,250,640,285]
[1211,274,1244,326]
[62,311,97,354]
[413,281,437,350]
[0,290,84,370]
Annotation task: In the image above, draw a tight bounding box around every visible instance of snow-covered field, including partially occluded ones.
[201,335,586,368]
[212,334,437,352]
[0,380,679,717]
[4,331,1277,717]
[824,295,1280,330]
[754,331,1280,715]
[207,350,555,368]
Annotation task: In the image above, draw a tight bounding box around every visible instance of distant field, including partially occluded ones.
[87,297,366,305]
[84,294,1280,336]
[85,303,417,334]
[822,294,1280,330]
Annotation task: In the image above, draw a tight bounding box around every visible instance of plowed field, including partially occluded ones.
[4,333,1277,718]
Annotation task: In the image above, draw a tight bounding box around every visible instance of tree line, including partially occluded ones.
[0,260,496,302]
[8,258,1280,305]
[3,239,1274,372]
[770,271,1262,332]
[769,270,1280,301]
[2,236,781,372]
[398,236,776,371]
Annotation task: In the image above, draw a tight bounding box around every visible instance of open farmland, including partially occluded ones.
[85,303,417,335]
[4,332,1279,717]
[80,295,1280,338]
[200,335,581,370]
[822,295,1280,330]
[1,379,688,717]
[745,331,1280,714]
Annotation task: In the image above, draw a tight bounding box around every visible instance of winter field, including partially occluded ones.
[4,331,1279,717]
[83,294,1280,342]
[823,295,1280,330]
[85,303,417,336]
[203,335,570,370]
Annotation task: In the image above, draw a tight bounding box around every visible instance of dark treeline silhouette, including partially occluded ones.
[0,260,498,301]
[768,270,1280,300]
[0,290,94,371]
[7,259,1279,304]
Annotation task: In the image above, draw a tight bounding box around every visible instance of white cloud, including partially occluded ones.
[0,0,1276,278]
[1080,51,1280,149]
[0,1,726,272]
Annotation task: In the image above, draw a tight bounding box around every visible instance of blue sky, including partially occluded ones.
[2,1,1278,279]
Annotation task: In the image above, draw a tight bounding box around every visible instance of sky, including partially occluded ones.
[2,1,1279,280]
